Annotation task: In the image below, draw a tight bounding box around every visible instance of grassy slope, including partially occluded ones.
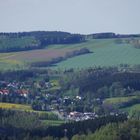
[52,39,140,69]
[0,38,140,70]
[104,96,137,105]
[122,104,140,112]
[41,120,64,126]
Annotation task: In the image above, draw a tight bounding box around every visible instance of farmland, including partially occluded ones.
[0,102,65,126]
[0,102,53,114]
[122,104,140,113]
[0,38,140,70]
[41,120,64,126]
[104,96,137,105]
[0,46,76,70]
[53,39,140,69]
[0,102,32,111]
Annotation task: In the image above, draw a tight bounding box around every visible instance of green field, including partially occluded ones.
[52,39,140,69]
[41,120,64,126]
[122,104,140,113]
[104,96,137,105]
[0,38,140,70]
[121,104,140,119]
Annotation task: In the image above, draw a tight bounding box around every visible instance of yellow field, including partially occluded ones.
[0,102,53,115]
[0,102,32,111]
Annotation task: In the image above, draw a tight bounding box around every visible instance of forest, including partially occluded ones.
[0,31,85,52]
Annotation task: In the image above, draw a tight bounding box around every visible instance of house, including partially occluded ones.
[0,90,9,95]
[68,111,98,121]
[17,89,29,97]
[76,96,82,100]
[7,82,18,89]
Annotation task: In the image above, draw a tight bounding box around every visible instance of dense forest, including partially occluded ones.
[71,120,140,140]
[0,110,127,140]
[0,31,85,52]
[0,31,140,53]
[88,32,140,39]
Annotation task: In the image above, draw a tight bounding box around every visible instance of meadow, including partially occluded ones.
[52,39,140,69]
[0,38,140,70]
[121,104,140,113]
[0,102,32,111]
[41,120,64,126]
[104,96,137,105]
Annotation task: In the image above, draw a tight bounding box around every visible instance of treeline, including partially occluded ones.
[88,32,140,39]
[1,31,140,53]
[126,38,140,49]
[0,112,127,140]
[30,48,92,67]
[115,38,140,49]
[60,67,140,98]
[0,109,44,130]
[0,31,85,52]
[72,120,140,140]
[32,114,127,139]
[0,69,49,81]
[0,109,58,129]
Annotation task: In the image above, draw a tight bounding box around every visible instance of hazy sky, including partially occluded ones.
[0,0,140,34]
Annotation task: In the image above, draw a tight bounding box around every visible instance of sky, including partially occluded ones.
[0,0,140,34]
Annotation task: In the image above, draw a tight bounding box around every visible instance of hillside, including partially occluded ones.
[0,31,85,52]
[0,31,140,53]
[0,38,140,70]
[0,32,140,70]
[54,39,140,69]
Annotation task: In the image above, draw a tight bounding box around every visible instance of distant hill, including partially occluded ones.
[0,31,85,52]
[0,31,140,53]
[87,32,140,39]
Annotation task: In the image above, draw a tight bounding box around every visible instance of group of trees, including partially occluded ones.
[60,67,140,98]
[116,38,140,49]
[56,67,140,113]
[72,120,140,140]
[0,94,27,104]
[0,31,85,52]
[0,109,44,130]
[130,39,140,49]
[1,31,140,53]
[88,32,140,39]
[0,69,50,82]
[0,112,127,140]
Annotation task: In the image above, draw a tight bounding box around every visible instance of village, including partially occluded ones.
[0,79,123,122]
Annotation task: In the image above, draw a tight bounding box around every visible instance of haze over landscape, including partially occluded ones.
[1,1,140,140]
[0,0,140,34]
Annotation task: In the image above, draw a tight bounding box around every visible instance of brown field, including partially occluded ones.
[2,48,75,63]
[0,44,80,70]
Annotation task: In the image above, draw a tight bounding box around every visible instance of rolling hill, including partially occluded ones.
[0,32,140,70]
